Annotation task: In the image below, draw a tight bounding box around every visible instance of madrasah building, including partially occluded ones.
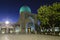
[0,6,37,34]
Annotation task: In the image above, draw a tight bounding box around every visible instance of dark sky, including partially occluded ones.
[0,0,59,23]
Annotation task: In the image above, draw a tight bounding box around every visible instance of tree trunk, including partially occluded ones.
[40,26,42,34]
[52,24,55,35]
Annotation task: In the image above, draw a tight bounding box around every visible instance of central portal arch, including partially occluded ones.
[26,16,35,33]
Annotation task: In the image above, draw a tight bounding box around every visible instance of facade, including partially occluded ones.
[0,23,21,34]
[17,6,37,33]
[0,23,14,34]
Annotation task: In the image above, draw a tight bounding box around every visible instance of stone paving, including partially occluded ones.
[0,34,60,40]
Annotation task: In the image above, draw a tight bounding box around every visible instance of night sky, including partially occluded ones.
[0,0,59,23]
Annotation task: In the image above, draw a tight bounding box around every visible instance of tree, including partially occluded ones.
[37,5,50,27]
[48,2,60,27]
[37,2,60,34]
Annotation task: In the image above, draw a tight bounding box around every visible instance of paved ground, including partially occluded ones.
[0,34,60,40]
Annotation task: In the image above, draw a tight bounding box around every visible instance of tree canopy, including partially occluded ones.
[37,2,60,27]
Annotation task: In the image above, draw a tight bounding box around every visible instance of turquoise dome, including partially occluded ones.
[19,6,31,14]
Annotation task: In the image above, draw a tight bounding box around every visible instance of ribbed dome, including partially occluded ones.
[19,6,31,14]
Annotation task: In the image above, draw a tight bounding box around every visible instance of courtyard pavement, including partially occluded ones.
[0,34,60,40]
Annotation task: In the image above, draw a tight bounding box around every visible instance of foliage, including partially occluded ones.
[37,2,60,27]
